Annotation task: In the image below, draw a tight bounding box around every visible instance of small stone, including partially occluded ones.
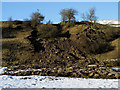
[89,72,94,77]
[58,68,62,73]
[32,72,34,75]
[94,74,99,78]
[72,73,77,77]
[88,65,97,67]
[108,72,116,76]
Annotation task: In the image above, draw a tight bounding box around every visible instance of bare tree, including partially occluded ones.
[60,8,78,22]
[81,13,87,21]
[60,9,67,22]
[81,8,98,23]
[87,8,97,23]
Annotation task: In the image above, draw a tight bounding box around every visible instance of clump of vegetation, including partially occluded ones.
[60,21,76,29]
[37,24,60,38]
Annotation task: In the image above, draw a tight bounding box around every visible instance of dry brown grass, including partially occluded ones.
[67,24,88,35]
[94,38,119,66]
[2,28,33,67]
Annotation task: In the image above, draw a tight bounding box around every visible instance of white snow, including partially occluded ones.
[96,20,120,27]
[9,69,42,74]
[0,67,7,74]
[0,67,119,88]
[0,75,118,88]
[88,65,97,67]
[97,20,120,25]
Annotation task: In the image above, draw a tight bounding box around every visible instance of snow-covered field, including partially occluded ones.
[0,75,119,88]
[97,20,120,25]
[96,20,120,27]
[0,67,119,88]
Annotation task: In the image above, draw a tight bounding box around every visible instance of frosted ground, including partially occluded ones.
[0,67,119,88]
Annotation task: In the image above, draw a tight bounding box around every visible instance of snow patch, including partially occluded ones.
[97,20,120,25]
[0,67,118,88]
[0,67,7,74]
[96,20,120,27]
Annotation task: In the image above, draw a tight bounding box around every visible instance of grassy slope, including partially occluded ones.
[2,29,33,67]
[94,38,119,64]
[2,23,119,67]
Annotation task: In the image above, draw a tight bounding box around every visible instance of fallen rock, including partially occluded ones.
[89,72,94,77]
[88,64,97,67]
[72,73,77,77]
[94,74,99,78]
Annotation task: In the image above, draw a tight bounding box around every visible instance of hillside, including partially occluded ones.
[1,21,120,79]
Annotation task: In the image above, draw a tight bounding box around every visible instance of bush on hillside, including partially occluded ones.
[37,24,60,38]
[60,21,76,29]
[65,21,76,28]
